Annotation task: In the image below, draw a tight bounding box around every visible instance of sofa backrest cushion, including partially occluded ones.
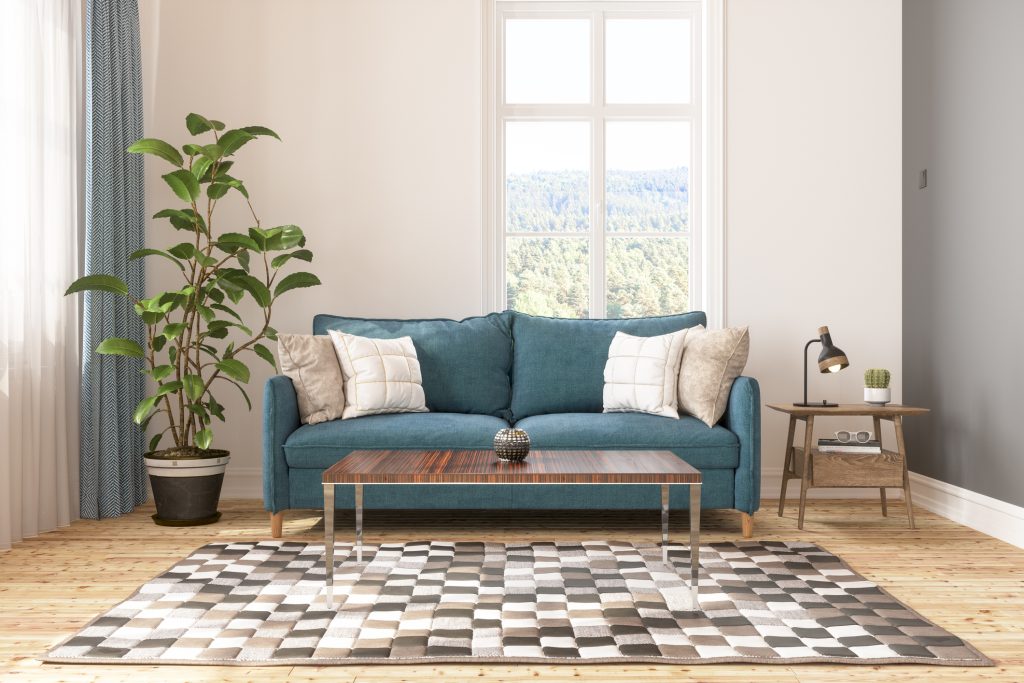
[510,311,707,420]
[314,312,514,420]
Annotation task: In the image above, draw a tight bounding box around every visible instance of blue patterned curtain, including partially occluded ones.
[80,0,147,519]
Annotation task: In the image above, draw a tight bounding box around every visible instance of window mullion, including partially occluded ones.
[591,9,606,319]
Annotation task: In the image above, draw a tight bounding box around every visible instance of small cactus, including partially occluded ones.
[864,368,891,389]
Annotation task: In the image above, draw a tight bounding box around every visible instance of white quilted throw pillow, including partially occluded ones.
[602,329,689,419]
[328,331,428,419]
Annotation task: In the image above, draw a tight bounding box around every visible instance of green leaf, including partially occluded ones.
[127,138,183,167]
[200,159,233,183]
[182,374,205,401]
[205,285,224,304]
[197,305,215,323]
[241,125,280,140]
[200,143,223,160]
[210,303,242,323]
[264,225,305,251]
[191,156,214,181]
[195,428,213,449]
[65,274,130,297]
[213,175,249,199]
[168,242,198,260]
[207,182,230,199]
[96,338,145,358]
[133,396,159,424]
[264,326,278,341]
[236,249,251,272]
[274,271,321,298]
[148,432,164,453]
[153,208,205,232]
[216,358,250,383]
[207,394,226,422]
[188,402,210,423]
[270,249,313,268]
[219,129,256,156]
[155,380,183,397]
[162,169,200,203]
[254,343,277,370]
[237,275,272,307]
[162,322,187,339]
[216,232,260,252]
[152,335,167,352]
[247,227,267,251]
[185,113,224,135]
[129,248,185,272]
[150,364,174,381]
[182,143,204,156]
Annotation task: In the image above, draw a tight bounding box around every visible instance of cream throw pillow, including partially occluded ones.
[603,329,690,419]
[677,325,750,427]
[277,334,346,425]
[329,331,428,419]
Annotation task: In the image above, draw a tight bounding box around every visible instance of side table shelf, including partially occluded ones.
[767,403,929,530]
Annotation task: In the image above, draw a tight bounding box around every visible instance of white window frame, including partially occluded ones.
[482,0,724,324]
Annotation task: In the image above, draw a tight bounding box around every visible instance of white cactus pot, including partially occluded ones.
[864,387,891,405]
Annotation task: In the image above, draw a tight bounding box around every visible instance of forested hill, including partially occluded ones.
[506,167,689,233]
[504,167,690,319]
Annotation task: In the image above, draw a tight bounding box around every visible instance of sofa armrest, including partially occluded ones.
[263,375,301,513]
[720,376,761,514]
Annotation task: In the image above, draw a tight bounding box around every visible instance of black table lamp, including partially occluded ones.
[795,325,849,407]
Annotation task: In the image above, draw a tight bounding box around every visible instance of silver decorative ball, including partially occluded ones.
[494,428,531,462]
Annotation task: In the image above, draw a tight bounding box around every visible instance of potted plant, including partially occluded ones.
[66,114,319,525]
[864,368,892,405]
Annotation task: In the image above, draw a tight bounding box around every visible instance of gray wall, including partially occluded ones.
[903,0,1024,506]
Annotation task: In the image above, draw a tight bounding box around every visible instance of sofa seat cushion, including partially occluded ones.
[510,311,706,420]
[284,413,510,469]
[513,412,739,469]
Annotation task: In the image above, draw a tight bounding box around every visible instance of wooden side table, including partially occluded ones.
[767,404,929,530]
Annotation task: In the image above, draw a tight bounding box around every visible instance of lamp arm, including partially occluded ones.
[803,338,821,406]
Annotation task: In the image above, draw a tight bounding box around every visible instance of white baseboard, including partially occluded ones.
[760,467,904,502]
[221,466,263,500]
[909,472,1024,549]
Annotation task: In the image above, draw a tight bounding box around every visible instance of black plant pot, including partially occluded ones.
[145,448,230,526]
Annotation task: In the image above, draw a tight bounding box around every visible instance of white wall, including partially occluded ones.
[141,0,902,500]
[140,1,483,495]
[726,0,902,497]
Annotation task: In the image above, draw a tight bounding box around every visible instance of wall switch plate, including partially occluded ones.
[919,169,928,189]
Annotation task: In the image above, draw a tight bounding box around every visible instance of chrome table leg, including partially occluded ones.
[355,483,363,563]
[324,483,334,607]
[661,483,670,565]
[689,483,701,608]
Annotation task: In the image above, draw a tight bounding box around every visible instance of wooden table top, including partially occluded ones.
[767,403,930,417]
[323,449,702,484]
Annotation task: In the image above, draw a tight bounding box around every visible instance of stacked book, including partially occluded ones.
[817,438,882,454]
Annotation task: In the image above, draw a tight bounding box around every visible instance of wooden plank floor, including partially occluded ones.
[1,499,1021,682]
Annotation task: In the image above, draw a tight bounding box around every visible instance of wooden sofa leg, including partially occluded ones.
[741,512,754,538]
[270,511,284,538]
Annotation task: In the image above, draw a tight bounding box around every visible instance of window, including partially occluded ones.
[487,1,716,320]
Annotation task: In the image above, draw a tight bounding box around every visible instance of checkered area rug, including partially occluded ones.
[44,540,990,666]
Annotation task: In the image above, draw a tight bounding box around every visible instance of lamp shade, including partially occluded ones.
[816,326,849,373]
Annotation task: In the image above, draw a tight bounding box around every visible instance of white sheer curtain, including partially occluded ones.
[0,0,82,550]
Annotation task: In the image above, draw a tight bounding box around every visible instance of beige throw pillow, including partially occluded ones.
[277,334,346,425]
[603,329,690,418]
[329,331,428,419]
[677,325,750,427]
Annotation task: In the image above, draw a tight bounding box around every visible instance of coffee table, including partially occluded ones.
[322,449,702,608]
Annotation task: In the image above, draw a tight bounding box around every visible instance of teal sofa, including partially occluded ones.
[263,310,761,537]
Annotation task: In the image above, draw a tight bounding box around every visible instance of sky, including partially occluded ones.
[504,17,692,175]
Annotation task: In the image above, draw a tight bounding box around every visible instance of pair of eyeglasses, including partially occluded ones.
[834,430,874,443]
